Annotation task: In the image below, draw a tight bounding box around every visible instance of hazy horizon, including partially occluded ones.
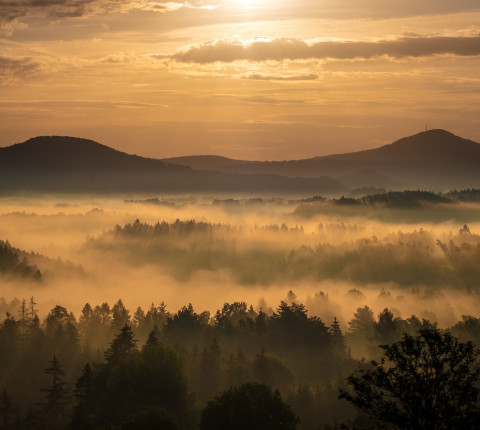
[0,128,477,162]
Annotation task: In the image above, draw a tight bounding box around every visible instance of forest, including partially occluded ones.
[2,190,480,428]
[1,296,480,429]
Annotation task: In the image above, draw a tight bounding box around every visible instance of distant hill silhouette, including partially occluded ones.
[0,136,346,194]
[164,130,480,189]
[1,136,178,171]
[323,129,480,163]
[337,170,398,189]
[3,130,480,193]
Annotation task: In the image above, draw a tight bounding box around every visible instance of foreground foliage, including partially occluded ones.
[340,329,480,429]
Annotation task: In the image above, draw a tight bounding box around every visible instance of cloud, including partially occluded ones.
[171,35,480,63]
[0,8,27,34]
[0,0,201,33]
[0,55,40,85]
[243,73,319,81]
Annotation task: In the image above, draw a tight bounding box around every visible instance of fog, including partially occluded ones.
[2,193,480,330]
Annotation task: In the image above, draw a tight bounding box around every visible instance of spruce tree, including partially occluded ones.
[40,355,71,426]
[330,317,346,358]
[70,364,93,429]
[104,324,137,364]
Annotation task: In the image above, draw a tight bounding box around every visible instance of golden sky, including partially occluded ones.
[1,0,480,159]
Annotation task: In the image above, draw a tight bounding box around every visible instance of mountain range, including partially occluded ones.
[1,129,479,194]
[164,130,480,189]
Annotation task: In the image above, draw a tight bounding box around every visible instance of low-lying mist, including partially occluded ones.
[1,193,480,330]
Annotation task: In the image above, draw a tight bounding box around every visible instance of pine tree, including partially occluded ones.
[40,355,71,425]
[330,317,346,358]
[17,299,27,327]
[73,363,92,403]
[28,296,38,321]
[112,299,131,332]
[104,324,137,364]
[143,325,160,349]
[70,364,93,429]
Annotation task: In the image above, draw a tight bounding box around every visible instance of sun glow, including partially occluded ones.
[230,0,264,9]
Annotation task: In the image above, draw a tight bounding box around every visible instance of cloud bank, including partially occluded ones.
[171,35,480,63]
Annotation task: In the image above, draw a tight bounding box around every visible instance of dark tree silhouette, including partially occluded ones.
[198,338,222,403]
[348,306,374,334]
[339,328,480,429]
[104,324,137,364]
[143,326,161,349]
[373,308,401,344]
[112,299,131,332]
[199,383,299,430]
[0,389,17,430]
[70,363,92,429]
[40,355,71,428]
[330,317,346,358]
[252,349,294,390]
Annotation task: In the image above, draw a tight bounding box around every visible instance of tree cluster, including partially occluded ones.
[1,297,480,429]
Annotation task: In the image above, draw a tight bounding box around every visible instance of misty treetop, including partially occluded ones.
[0,240,41,281]
[84,218,480,288]
[294,189,480,223]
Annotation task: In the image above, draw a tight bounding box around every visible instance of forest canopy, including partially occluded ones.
[1,296,480,429]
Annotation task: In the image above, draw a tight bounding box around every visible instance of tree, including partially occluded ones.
[70,363,93,429]
[143,326,161,349]
[40,355,71,427]
[0,389,17,430]
[28,296,38,321]
[17,298,27,326]
[348,306,374,334]
[199,383,299,430]
[252,349,294,391]
[165,304,209,345]
[330,317,346,358]
[225,350,251,387]
[112,299,131,332]
[198,338,222,403]
[339,328,480,429]
[90,341,192,427]
[104,324,137,364]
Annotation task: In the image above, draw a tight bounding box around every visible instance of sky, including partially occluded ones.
[1,0,480,160]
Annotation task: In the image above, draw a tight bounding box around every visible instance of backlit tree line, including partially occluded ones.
[1,297,480,429]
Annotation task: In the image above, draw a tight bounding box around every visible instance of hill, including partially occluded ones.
[0,240,41,281]
[0,136,346,194]
[164,130,480,189]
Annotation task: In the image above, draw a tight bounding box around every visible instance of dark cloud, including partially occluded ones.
[0,55,40,83]
[172,35,480,64]
[0,0,195,34]
[0,7,27,34]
